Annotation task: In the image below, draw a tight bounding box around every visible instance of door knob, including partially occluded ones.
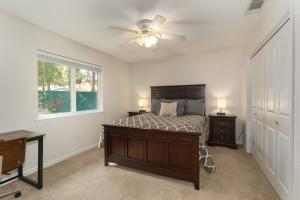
[274,120,279,125]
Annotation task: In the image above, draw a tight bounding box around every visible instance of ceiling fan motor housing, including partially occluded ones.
[136,19,153,31]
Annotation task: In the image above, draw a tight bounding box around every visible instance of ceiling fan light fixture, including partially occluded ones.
[144,39,153,48]
[135,37,144,46]
[148,35,158,45]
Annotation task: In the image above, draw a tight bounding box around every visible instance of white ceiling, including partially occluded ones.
[0,0,261,64]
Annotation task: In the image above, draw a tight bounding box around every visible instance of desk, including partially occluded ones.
[0,130,45,189]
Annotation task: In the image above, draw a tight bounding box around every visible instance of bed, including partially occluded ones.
[102,84,215,190]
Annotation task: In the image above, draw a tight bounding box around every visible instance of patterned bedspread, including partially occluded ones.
[112,113,216,172]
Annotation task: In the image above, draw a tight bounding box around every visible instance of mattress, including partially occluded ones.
[112,113,216,172]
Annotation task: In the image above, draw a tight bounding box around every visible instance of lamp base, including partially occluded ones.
[217,112,226,116]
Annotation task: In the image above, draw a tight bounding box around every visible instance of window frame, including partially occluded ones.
[37,50,103,120]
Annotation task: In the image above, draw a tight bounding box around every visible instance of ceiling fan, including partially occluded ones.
[108,15,186,48]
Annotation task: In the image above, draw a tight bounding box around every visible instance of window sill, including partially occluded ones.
[37,110,103,120]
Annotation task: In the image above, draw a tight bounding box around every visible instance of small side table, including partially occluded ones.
[208,114,237,149]
[128,111,146,117]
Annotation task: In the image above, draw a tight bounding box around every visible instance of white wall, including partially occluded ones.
[0,12,131,173]
[130,48,246,144]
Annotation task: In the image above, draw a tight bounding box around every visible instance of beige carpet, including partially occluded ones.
[0,147,280,200]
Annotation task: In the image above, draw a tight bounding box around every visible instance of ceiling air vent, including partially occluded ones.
[245,0,265,14]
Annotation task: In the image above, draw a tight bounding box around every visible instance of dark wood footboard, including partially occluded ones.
[103,125,200,190]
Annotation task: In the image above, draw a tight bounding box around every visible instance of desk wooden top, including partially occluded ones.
[0,130,45,142]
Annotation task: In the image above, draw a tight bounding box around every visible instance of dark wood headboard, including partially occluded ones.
[150,84,206,115]
[151,84,206,101]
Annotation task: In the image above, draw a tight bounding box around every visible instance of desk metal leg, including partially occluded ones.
[18,164,23,177]
[19,137,44,189]
[37,137,43,188]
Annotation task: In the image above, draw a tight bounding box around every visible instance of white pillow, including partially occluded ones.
[159,102,177,117]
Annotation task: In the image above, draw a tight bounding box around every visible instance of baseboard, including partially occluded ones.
[0,143,98,187]
[24,143,98,176]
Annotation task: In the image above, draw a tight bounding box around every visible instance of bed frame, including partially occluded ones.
[103,84,206,190]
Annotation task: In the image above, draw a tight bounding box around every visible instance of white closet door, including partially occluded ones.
[265,38,278,178]
[275,21,292,200]
[250,20,292,200]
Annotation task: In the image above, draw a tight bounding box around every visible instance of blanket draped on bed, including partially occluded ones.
[99,113,216,173]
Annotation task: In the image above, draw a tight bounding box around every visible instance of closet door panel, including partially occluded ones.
[278,132,289,190]
[256,121,263,160]
[257,52,265,112]
[251,118,257,156]
[250,59,257,108]
[265,41,277,124]
[277,22,293,120]
[266,126,276,175]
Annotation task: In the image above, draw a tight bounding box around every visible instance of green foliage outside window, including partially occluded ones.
[38,58,98,114]
[38,59,71,114]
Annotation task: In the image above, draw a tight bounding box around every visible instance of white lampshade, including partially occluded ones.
[138,98,148,107]
[217,98,226,109]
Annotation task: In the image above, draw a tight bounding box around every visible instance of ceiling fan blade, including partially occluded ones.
[170,19,209,26]
[159,33,186,41]
[150,15,167,31]
[108,26,138,33]
[119,39,136,47]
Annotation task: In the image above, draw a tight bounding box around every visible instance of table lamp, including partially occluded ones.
[217,98,226,115]
[138,98,148,112]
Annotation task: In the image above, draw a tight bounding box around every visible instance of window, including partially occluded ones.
[38,51,102,117]
[76,69,98,111]
[38,60,71,114]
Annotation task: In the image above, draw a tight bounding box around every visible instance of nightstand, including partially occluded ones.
[208,114,237,149]
[128,111,146,117]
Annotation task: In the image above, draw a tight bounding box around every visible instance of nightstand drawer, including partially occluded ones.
[214,134,232,143]
[213,127,232,135]
[213,119,231,127]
